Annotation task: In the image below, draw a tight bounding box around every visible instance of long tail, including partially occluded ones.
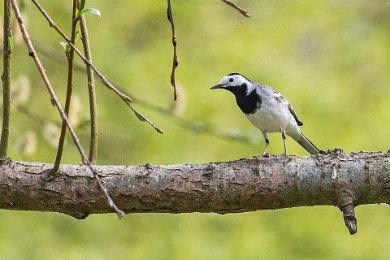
[292,133,320,155]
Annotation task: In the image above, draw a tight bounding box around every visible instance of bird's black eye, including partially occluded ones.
[229,78,234,82]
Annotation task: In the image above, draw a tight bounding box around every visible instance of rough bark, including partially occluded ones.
[0,150,389,233]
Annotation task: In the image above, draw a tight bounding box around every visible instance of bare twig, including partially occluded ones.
[10,0,124,218]
[31,0,163,134]
[167,0,179,101]
[53,0,79,173]
[221,0,250,17]
[79,13,98,163]
[0,0,13,159]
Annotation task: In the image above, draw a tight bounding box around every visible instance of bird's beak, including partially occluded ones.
[210,83,224,90]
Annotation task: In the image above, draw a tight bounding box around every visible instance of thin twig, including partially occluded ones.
[221,0,250,17]
[11,0,124,218]
[0,0,13,159]
[53,0,78,173]
[167,0,179,101]
[31,0,163,134]
[79,11,98,163]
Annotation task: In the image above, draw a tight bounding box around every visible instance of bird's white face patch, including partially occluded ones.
[217,74,255,94]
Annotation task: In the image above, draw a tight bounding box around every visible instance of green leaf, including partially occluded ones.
[59,41,71,53]
[81,8,101,17]
[76,0,86,18]
[79,0,86,12]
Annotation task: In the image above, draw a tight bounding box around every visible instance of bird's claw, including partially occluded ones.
[281,154,292,165]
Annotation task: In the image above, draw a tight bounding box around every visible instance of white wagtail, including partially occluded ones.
[211,73,320,155]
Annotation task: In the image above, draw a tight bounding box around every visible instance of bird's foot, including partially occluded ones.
[278,153,289,158]
[280,154,292,165]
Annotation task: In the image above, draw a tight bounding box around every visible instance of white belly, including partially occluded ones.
[245,104,297,134]
[245,112,283,133]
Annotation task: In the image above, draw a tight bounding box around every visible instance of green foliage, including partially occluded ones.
[79,0,86,12]
[2,0,390,258]
[76,0,101,19]
[59,41,70,53]
[79,7,101,17]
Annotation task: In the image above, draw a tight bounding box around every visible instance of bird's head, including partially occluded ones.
[211,73,253,94]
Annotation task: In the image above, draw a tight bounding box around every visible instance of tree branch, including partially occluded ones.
[1,151,389,234]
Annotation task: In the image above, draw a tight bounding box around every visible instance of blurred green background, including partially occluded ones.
[1,0,390,259]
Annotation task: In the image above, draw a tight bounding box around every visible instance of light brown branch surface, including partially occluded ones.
[0,151,389,233]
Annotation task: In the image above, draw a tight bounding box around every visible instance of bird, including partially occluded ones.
[211,72,319,155]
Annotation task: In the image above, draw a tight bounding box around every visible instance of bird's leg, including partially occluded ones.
[262,132,269,156]
[281,128,287,155]
[263,139,270,156]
